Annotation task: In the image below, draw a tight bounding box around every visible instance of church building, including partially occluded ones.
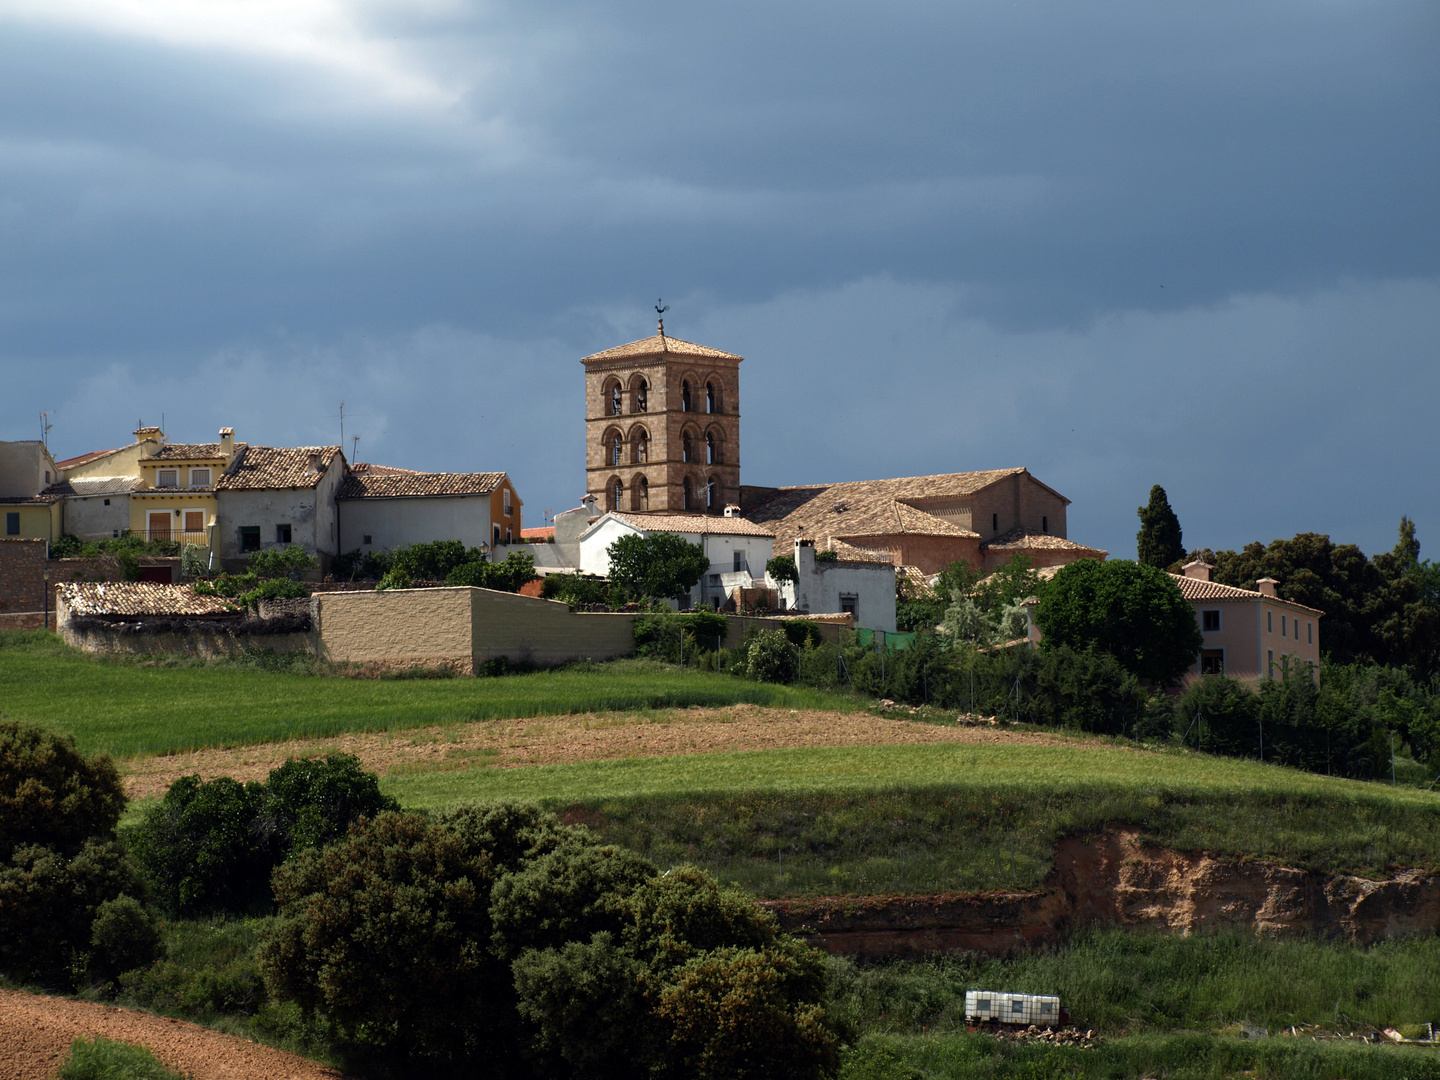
[581,317,742,515]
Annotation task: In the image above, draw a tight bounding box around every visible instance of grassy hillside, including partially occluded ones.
[0,632,860,756]
[385,741,1440,894]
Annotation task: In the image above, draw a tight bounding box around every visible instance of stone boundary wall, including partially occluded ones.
[62,623,314,658]
[0,612,55,632]
[720,614,851,650]
[0,538,47,612]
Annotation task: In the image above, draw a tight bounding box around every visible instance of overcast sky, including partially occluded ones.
[1,0,1436,560]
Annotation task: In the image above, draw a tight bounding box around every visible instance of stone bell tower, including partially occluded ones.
[582,316,742,515]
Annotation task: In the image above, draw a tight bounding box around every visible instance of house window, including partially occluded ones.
[44,471,50,483]
[240,526,261,552]
[103,498,110,506]
[1202,610,1220,632]
[363,534,372,545]
[5,513,17,536]
[1267,611,1273,633]
[494,524,501,547]
[840,593,858,616]
[157,469,178,488]
[276,524,292,544]
[1042,515,1048,534]
[1267,648,1275,678]
[733,550,745,572]
[190,468,211,487]
[1308,621,1313,645]
[184,510,205,535]
[992,512,999,532]
[503,487,511,516]
[1201,649,1224,675]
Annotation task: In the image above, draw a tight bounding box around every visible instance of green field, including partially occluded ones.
[384,741,1440,895]
[0,632,860,756]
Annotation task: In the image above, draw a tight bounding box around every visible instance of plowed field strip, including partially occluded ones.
[120,706,1067,801]
[0,988,346,1080]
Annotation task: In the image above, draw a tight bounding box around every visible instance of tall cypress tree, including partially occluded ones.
[1136,484,1184,568]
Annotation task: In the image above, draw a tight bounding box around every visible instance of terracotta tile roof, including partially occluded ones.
[150,442,233,460]
[55,448,122,470]
[0,492,64,505]
[981,528,1108,556]
[609,512,775,537]
[349,463,424,476]
[217,446,340,491]
[58,476,142,497]
[747,471,1051,549]
[582,334,742,363]
[1169,573,1326,615]
[522,526,556,540]
[339,470,505,499]
[824,539,899,565]
[56,582,238,617]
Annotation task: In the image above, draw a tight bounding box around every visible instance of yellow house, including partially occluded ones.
[0,440,63,542]
[127,427,240,550]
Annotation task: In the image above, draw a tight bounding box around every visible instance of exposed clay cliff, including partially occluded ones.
[764,828,1440,958]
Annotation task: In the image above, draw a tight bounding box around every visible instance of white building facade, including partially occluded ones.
[577,511,774,607]
[769,538,897,633]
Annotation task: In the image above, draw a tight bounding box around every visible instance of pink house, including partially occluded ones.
[1171,561,1322,684]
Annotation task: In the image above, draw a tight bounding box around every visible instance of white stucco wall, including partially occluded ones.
[216,458,345,564]
[0,442,56,498]
[63,494,130,540]
[577,514,774,605]
[338,494,493,555]
[774,540,897,632]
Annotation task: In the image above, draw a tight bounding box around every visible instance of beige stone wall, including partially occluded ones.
[316,587,476,672]
[471,588,638,665]
[968,473,1068,541]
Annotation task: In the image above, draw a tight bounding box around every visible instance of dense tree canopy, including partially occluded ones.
[1035,559,1202,685]
[1188,518,1440,678]
[607,532,710,602]
[1136,484,1185,568]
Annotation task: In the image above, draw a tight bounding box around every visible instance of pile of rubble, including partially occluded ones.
[955,712,1001,726]
[995,1025,1100,1049]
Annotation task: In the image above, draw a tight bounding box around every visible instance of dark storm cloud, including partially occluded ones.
[1,0,1436,559]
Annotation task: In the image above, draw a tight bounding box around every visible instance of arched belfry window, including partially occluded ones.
[682,380,693,412]
[683,476,695,510]
[605,430,623,467]
[632,476,649,511]
[633,377,648,413]
[706,380,719,413]
[682,429,697,463]
[706,431,719,465]
[631,427,649,464]
[605,379,622,417]
[706,476,718,511]
[611,478,623,512]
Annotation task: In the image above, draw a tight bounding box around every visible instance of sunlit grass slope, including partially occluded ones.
[384,740,1440,896]
[0,631,860,756]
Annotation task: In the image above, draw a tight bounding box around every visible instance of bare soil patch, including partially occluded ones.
[0,987,346,1080]
[120,706,1071,801]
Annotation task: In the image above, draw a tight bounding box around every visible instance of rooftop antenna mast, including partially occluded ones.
[39,410,53,449]
[339,402,345,448]
[352,435,359,463]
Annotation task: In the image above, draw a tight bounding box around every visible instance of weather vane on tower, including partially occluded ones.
[655,298,669,337]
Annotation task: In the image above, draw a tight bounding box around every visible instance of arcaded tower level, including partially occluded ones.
[581,319,742,515]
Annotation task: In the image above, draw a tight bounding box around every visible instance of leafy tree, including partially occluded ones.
[129,775,271,916]
[542,572,615,608]
[259,752,398,853]
[0,722,150,986]
[1136,484,1185,568]
[245,545,316,580]
[607,532,710,602]
[374,566,413,591]
[1035,559,1202,685]
[765,555,798,585]
[746,629,799,683]
[445,549,538,592]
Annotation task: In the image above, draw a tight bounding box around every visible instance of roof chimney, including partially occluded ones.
[1255,577,1279,597]
[308,450,323,474]
[1182,560,1212,582]
[723,504,741,518]
[134,426,163,459]
[218,427,234,463]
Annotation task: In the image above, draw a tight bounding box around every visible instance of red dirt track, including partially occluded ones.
[0,988,348,1080]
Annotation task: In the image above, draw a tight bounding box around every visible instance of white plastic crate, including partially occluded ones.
[965,991,1062,1026]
